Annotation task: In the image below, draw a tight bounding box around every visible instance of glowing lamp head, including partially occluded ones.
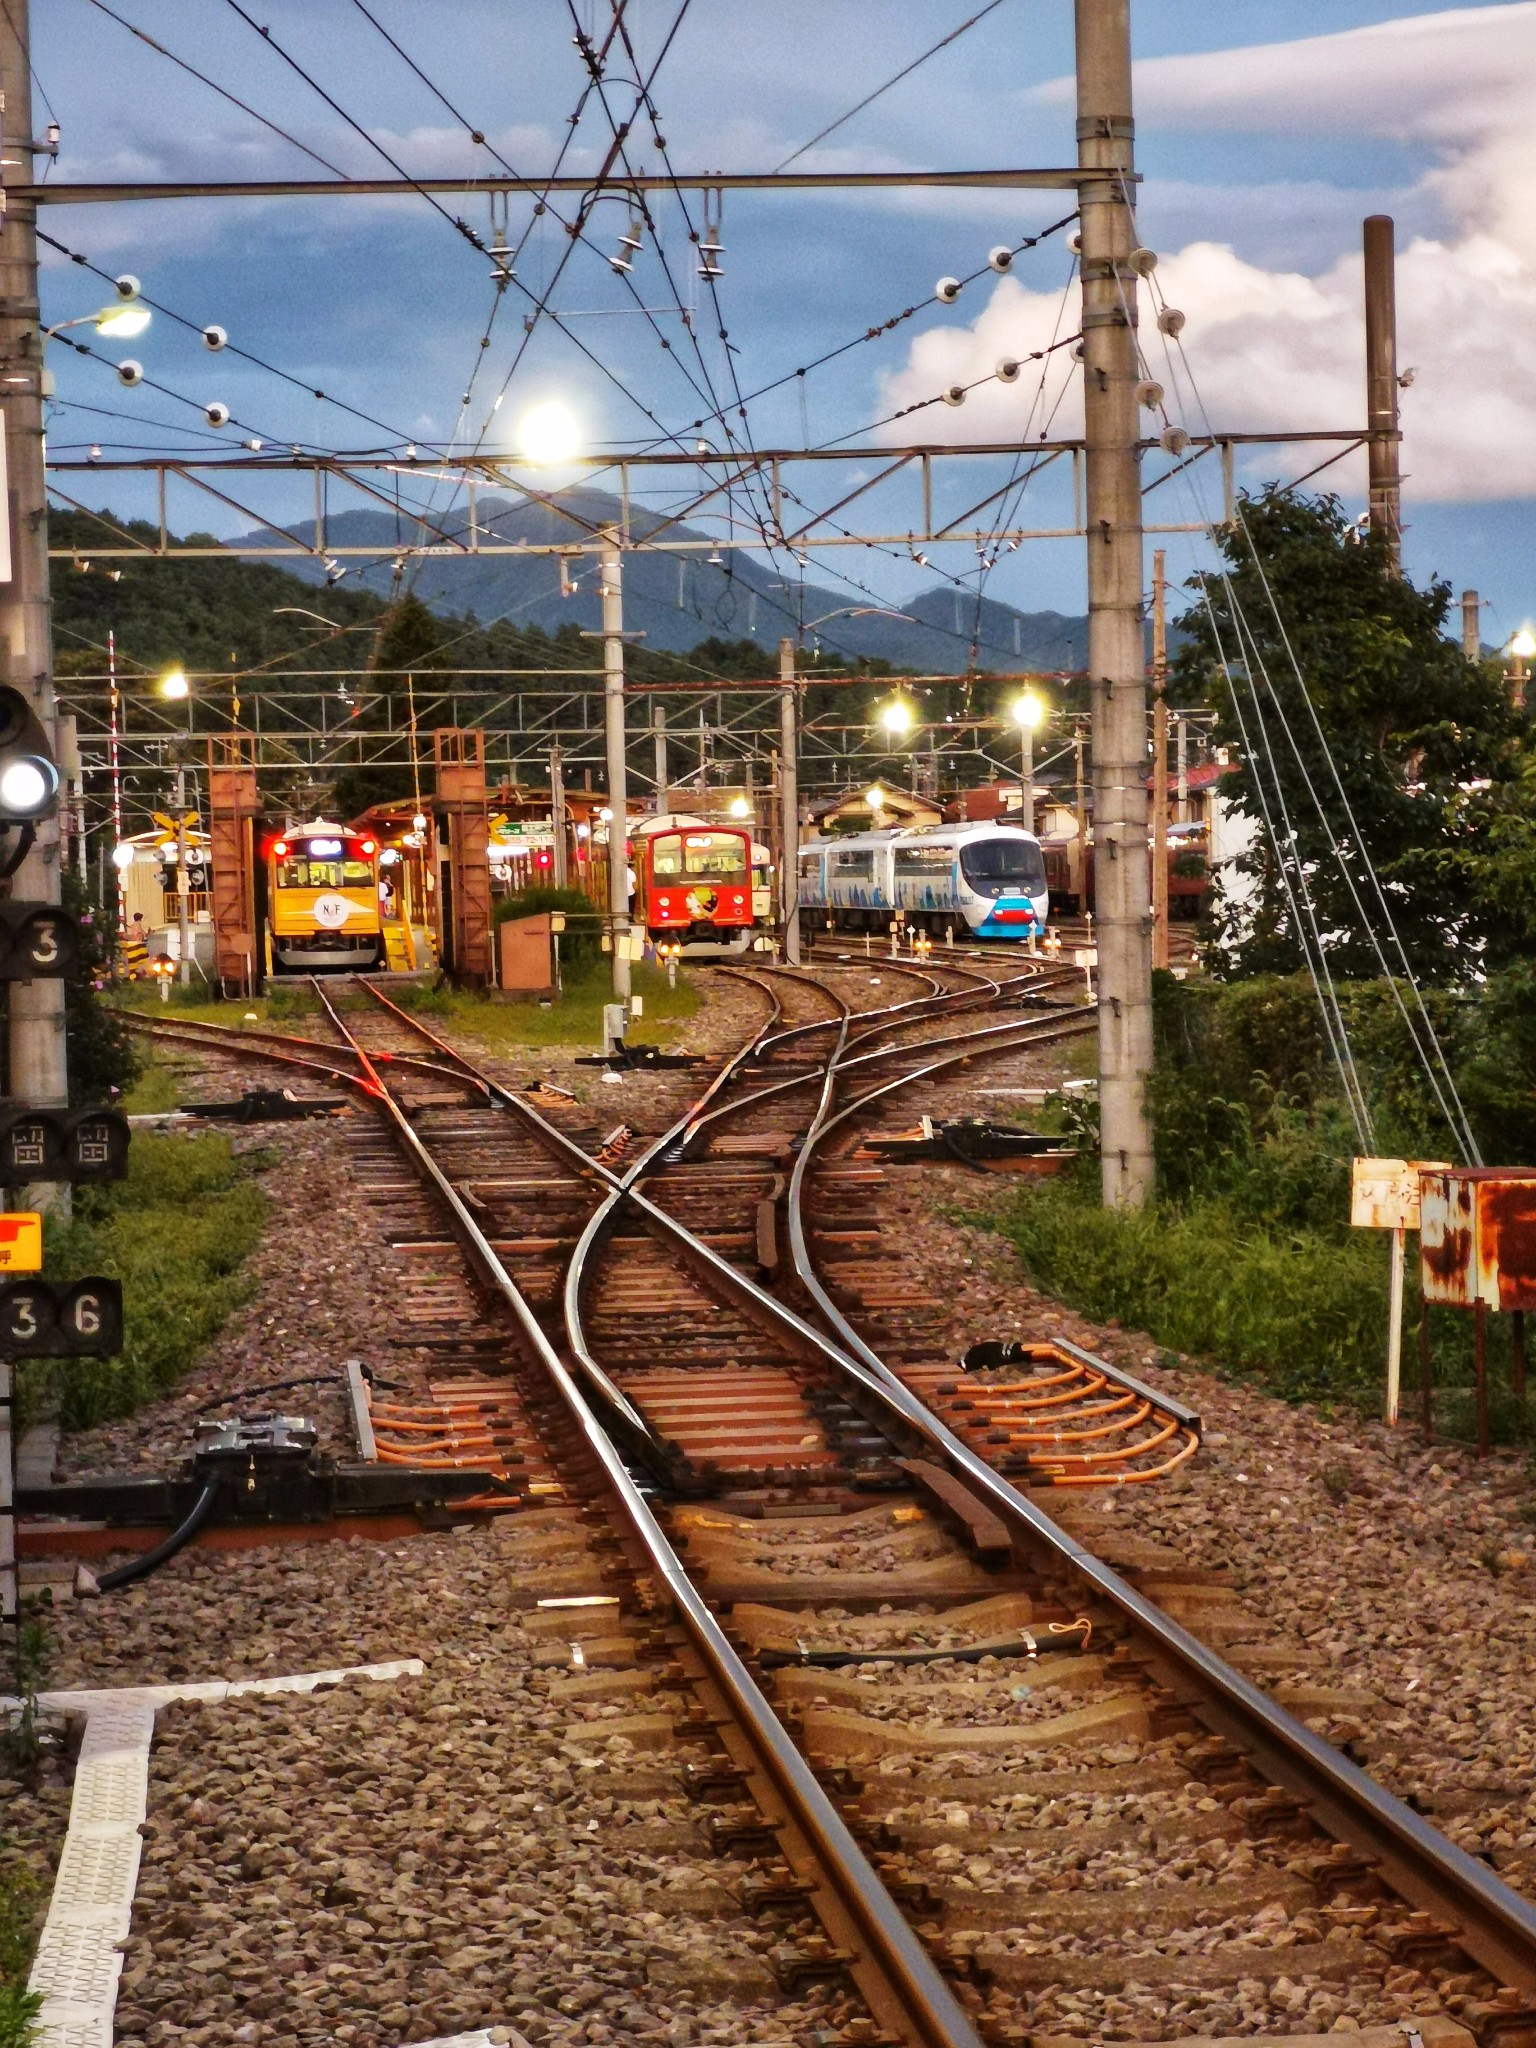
[598,806,613,823]
[1012,690,1046,731]
[1511,630,1536,661]
[516,400,581,465]
[160,668,190,702]
[865,784,886,811]
[728,796,751,818]
[95,301,151,339]
[0,755,58,818]
[272,839,289,859]
[412,813,427,834]
[360,838,377,856]
[111,840,137,871]
[877,698,914,737]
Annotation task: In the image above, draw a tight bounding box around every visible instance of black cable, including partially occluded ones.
[38,227,422,449]
[774,0,1014,173]
[79,0,353,178]
[93,1479,220,1592]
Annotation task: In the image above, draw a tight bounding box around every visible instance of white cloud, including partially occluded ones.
[879,4,1536,502]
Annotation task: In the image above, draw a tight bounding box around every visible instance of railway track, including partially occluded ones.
[93,973,1536,2046]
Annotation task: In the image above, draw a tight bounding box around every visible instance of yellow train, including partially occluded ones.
[263,820,382,973]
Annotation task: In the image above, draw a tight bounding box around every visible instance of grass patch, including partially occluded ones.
[19,1126,268,1433]
[0,1841,44,2047]
[406,957,700,1052]
[109,982,317,1028]
[989,1175,1533,1441]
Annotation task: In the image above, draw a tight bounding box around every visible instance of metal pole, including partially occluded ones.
[653,703,667,805]
[0,0,69,1208]
[1077,0,1153,1208]
[1151,548,1169,972]
[1461,590,1481,664]
[175,763,192,986]
[1385,1223,1405,1427]
[600,528,631,1000]
[778,637,800,964]
[1363,214,1401,572]
[549,744,568,889]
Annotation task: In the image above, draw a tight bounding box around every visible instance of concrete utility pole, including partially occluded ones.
[1077,0,1154,1208]
[1150,549,1169,973]
[778,637,800,964]
[0,0,69,1205]
[652,703,667,804]
[1461,590,1481,664]
[599,529,631,999]
[1363,214,1402,572]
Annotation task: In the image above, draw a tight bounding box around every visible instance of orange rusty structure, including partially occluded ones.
[1417,1167,1534,1455]
[901,1339,1201,1486]
[433,727,493,984]
[367,1375,564,1508]
[205,734,262,996]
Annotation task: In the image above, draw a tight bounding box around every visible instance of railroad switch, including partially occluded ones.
[184,1086,348,1122]
[19,1412,512,1533]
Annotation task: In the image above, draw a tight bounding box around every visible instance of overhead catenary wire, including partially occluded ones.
[1122,240,1479,1159]
[773,0,1014,174]
[79,0,354,179]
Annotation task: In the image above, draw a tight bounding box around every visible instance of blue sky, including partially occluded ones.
[33,0,1536,645]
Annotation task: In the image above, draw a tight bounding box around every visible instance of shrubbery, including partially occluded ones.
[24,1130,267,1431]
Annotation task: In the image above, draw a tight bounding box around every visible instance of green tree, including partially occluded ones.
[1174,488,1516,983]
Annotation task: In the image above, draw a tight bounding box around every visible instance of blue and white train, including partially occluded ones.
[796,822,1049,940]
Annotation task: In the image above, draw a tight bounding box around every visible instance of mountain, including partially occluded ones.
[230,486,1088,676]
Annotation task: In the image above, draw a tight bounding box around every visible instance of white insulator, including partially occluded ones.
[1157,306,1186,337]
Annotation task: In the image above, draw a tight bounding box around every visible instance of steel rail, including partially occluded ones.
[781,1025,1536,1990]
[119,1007,492,1101]
[308,975,986,2048]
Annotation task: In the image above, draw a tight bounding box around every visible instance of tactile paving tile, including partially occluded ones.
[22,1661,428,2048]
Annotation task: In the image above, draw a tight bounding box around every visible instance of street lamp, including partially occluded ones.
[865,783,886,818]
[1011,689,1047,835]
[44,299,152,344]
[158,670,195,984]
[728,794,752,819]
[1509,630,1535,712]
[877,697,915,739]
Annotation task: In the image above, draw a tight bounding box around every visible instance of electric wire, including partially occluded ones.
[78,0,354,179]
[773,0,1013,174]
[1123,243,1478,1156]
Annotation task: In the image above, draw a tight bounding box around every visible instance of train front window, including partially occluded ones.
[960,838,1046,893]
[277,857,373,888]
[652,835,683,877]
[682,833,747,879]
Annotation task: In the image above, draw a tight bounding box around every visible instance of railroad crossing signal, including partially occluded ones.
[0,1277,124,1358]
[0,1106,132,1183]
[0,901,77,978]
[148,810,200,844]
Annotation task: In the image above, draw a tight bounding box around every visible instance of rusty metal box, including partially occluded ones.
[1418,1168,1536,1310]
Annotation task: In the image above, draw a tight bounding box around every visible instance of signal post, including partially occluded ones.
[0,0,70,1202]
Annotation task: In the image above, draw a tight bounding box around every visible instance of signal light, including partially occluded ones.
[0,1276,124,1358]
[359,839,377,857]
[534,848,552,870]
[0,1105,131,1184]
[0,903,77,979]
[0,687,60,825]
[272,839,289,859]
